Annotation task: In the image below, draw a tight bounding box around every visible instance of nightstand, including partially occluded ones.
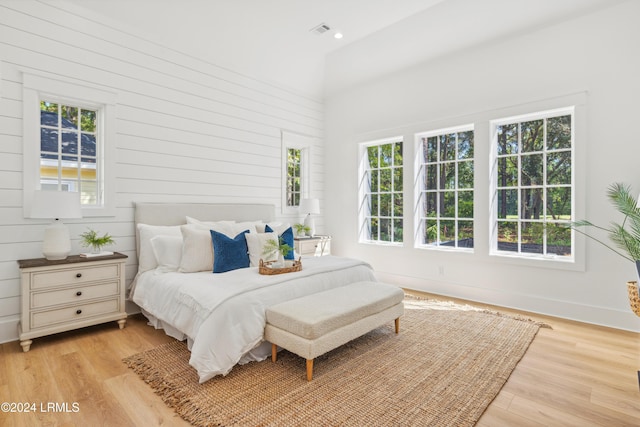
[294,235,331,257]
[17,252,128,352]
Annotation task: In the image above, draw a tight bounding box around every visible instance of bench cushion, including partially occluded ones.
[265,281,404,340]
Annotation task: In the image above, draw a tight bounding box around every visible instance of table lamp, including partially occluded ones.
[31,190,82,260]
[299,198,320,237]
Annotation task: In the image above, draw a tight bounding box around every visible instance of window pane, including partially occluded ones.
[521,222,543,254]
[380,144,393,167]
[440,134,455,161]
[458,190,473,218]
[393,219,403,242]
[394,168,403,192]
[497,222,518,252]
[497,189,517,219]
[547,115,571,150]
[61,131,78,155]
[521,154,543,186]
[380,169,392,192]
[425,165,437,189]
[425,192,437,217]
[496,124,518,155]
[458,221,474,248]
[521,188,543,220]
[60,105,78,129]
[370,170,378,192]
[394,142,403,166]
[425,220,437,245]
[425,137,437,163]
[441,163,455,189]
[41,128,58,155]
[80,109,97,132]
[440,220,455,245]
[547,151,571,185]
[497,157,518,187]
[521,120,543,152]
[371,194,379,216]
[547,223,571,256]
[394,194,403,216]
[380,218,391,242]
[368,146,379,168]
[458,131,473,160]
[546,187,571,219]
[458,161,473,188]
[442,191,455,217]
[380,193,391,217]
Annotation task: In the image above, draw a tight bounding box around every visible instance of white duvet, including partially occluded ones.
[132,255,375,383]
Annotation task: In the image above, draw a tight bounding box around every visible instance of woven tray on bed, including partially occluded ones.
[259,258,302,275]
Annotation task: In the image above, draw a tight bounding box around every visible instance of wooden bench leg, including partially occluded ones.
[306,359,314,381]
[395,317,400,334]
[272,343,277,362]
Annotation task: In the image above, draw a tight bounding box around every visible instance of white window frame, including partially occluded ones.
[23,72,117,217]
[489,107,575,262]
[358,136,404,246]
[281,130,311,215]
[414,124,474,252]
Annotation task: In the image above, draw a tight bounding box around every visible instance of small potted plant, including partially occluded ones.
[80,228,115,255]
[567,182,640,316]
[262,237,293,268]
[293,223,311,238]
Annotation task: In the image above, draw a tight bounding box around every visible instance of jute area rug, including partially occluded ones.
[124,298,545,427]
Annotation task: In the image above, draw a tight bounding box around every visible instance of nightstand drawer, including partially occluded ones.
[31,298,120,329]
[31,264,120,289]
[31,281,120,309]
[296,239,319,255]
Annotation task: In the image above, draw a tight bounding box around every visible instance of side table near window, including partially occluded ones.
[294,235,331,257]
[17,252,127,352]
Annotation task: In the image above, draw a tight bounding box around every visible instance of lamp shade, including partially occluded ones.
[31,190,82,260]
[31,190,82,219]
[299,198,320,215]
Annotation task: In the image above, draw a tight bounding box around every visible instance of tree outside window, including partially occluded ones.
[493,110,573,258]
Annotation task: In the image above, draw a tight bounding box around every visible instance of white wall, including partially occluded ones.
[0,1,324,343]
[325,1,640,331]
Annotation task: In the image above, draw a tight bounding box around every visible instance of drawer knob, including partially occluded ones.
[76,291,82,296]
[76,309,82,315]
[76,273,82,278]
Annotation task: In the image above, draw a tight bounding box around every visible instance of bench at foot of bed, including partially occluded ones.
[264,281,404,381]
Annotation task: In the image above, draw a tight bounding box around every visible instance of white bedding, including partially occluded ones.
[132,255,375,383]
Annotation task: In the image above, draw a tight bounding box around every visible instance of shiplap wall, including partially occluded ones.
[0,0,324,343]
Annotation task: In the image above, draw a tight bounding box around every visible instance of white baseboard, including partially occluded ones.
[375,271,640,333]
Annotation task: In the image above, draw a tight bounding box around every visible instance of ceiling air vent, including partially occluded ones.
[310,23,331,35]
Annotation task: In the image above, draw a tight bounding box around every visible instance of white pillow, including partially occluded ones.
[234,221,263,234]
[178,223,236,273]
[137,224,182,273]
[186,216,235,227]
[150,235,183,271]
[245,232,279,267]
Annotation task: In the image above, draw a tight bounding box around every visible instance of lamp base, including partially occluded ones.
[304,214,316,237]
[42,220,71,260]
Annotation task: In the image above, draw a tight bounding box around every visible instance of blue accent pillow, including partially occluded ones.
[210,230,250,273]
[265,225,295,260]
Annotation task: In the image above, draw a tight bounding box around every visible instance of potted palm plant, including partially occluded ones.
[568,182,640,316]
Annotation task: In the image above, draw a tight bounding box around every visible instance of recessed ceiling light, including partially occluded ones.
[334,32,343,39]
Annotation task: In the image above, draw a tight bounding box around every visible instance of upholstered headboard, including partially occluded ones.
[133,202,276,260]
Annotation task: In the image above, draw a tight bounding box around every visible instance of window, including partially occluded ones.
[39,101,100,205]
[286,147,302,207]
[281,131,311,214]
[359,138,403,244]
[415,127,474,250]
[491,108,573,259]
[23,73,116,217]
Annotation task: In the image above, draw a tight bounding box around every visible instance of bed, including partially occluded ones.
[130,202,376,383]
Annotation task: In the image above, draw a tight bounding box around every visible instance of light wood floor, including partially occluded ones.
[0,294,639,427]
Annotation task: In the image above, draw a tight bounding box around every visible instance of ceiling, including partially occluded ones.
[67,0,622,98]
